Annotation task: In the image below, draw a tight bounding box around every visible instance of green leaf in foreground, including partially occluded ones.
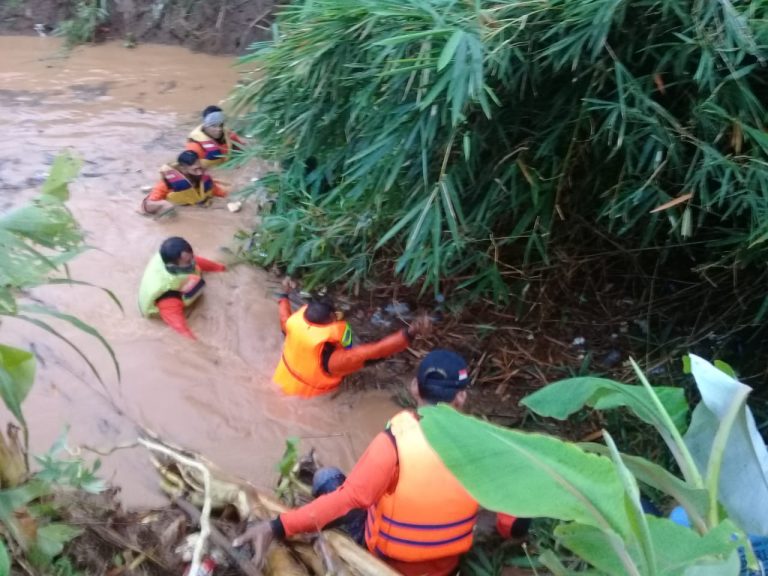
[419,404,630,537]
[0,345,36,426]
[580,442,709,533]
[0,538,8,576]
[521,377,689,433]
[41,152,81,201]
[34,523,83,560]
[685,354,768,535]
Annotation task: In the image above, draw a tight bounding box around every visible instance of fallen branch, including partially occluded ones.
[174,497,262,576]
[138,437,212,576]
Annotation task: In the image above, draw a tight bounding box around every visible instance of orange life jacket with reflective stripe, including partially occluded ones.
[365,410,478,562]
[188,126,233,168]
[273,306,351,397]
[161,165,214,205]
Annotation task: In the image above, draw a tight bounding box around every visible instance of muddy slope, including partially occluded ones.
[0,0,276,54]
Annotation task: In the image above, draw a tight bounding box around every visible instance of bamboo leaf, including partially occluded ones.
[42,279,124,313]
[15,315,108,390]
[438,30,464,71]
[40,152,81,200]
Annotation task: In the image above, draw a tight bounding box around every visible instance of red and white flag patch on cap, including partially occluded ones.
[458,368,468,381]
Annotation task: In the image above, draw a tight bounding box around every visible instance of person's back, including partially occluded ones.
[365,409,477,566]
[273,299,351,397]
[272,282,431,397]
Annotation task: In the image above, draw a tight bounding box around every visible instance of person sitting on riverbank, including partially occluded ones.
[186,105,245,169]
[141,151,227,215]
[138,236,226,339]
[272,278,432,397]
[235,350,513,576]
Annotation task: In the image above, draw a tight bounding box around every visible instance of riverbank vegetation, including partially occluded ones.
[232,0,768,384]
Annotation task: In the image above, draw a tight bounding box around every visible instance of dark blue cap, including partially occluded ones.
[417,349,470,403]
[312,466,346,498]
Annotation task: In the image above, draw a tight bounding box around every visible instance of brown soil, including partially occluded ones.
[0,0,276,54]
[316,281,627,443]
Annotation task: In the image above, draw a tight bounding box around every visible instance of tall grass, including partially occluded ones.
[232,0,768,307]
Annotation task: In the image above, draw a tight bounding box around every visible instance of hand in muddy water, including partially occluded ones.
[232,521,274,569]
[407,314,433,339]
[281,276,297,293]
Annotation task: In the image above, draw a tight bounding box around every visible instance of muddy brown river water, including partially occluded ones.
[0,37,400,507]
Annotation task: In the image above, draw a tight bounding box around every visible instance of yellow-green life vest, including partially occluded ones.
[138,253,204,316]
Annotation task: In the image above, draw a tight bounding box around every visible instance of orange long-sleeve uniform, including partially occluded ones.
[146,177,227,202]
[277,298,411,378]
[277,432,462,576]
[156,257,226,339]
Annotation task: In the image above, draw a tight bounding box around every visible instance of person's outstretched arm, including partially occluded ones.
[195,256,226,272]
[327,329,411,377]
[327,316,432,377]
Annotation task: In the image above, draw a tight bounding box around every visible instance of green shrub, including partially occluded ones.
[232,0,768,305]
[56,0,109,47]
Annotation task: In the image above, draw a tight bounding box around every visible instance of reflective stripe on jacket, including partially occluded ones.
[161,164,214,205]
[187,126,233,168]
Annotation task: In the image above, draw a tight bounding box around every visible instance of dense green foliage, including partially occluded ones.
[422,356,763,574]
[233,0,768,307]
[56,0,109,47]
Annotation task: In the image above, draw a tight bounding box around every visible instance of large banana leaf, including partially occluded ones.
[0,538,8,575]
[419,405,630,537]
[581,442,709,533]
[521,377,688,433]
[554,518,742,576]
[684,354,768,536]
[521,366,701,486]
[421,405,746,575]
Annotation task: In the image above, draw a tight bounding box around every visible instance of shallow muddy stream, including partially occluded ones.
[0,37,400,508]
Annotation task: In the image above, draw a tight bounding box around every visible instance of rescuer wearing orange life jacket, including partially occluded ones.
[272,278,432,397]
[138,236,226,339]
[234,350,526,576]
[141,151,227,215]
[186,105,246,169]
